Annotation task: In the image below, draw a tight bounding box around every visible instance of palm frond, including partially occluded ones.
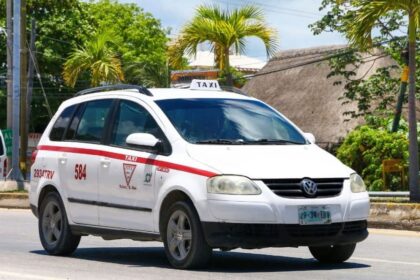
[347,0,420,49]
[168,4,278,70]
[63,32,124,87]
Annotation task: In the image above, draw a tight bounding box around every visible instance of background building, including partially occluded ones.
[243,45,398,148]
[171,51,266,87]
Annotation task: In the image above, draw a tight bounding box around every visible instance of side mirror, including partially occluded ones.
[304,133,316,144]
[126,133,160,149]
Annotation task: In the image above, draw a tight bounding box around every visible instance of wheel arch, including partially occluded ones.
[158,189,195,234]
[38,184,60,209]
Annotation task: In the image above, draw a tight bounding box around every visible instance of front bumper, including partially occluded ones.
[202,220,368,249]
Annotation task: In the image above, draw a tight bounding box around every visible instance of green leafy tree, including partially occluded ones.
[342,0,420,201]
[168,5,278,86]
[63,32,124,87]
[87,0,169,87]
[0,0,169,131]
[337,125,409,191]
[0,0,91,130]
[310,1,410,119]
[311,0,420,200]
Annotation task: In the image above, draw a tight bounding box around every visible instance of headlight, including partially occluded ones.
[350,173,367,193]
[207,175,262,195]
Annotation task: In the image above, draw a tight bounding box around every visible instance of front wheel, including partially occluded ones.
[309,243,356,264]
[162,201,212,269]
[39,192,81,255]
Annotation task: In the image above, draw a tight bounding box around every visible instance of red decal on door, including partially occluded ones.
[157,166,170,173]
[33,169,55,179]
[74,164,87,180]
[123,163,136,186]
[37,145,218,177]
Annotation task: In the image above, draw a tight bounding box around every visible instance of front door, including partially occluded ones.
[98,99,167,231]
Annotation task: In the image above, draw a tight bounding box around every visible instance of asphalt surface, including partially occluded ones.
[0,209,419,280]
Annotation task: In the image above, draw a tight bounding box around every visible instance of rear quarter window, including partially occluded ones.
[49,105,77,141]
[73,99,113,143]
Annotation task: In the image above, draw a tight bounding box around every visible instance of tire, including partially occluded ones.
[161,200,212,269]
[38,192,81,255]
[309,243,356,264]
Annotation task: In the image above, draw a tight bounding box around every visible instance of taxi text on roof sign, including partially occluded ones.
[190,79,221,91]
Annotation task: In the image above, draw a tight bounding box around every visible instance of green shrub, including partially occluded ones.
[336,125,408,191]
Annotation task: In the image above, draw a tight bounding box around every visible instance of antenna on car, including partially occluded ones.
[75,84,153,97]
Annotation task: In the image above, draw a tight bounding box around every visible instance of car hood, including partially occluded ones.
[186,144,353,179]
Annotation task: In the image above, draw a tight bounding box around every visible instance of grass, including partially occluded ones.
[0,189,28,194]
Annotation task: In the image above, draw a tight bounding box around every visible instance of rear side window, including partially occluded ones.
[73,99,113,143]
[49,105,77,141]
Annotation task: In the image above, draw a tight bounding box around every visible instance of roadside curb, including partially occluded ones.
[0,180,30,192]
[0,193,30,209]
[369,202,420,232]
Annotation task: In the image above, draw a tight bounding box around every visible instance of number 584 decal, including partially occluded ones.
[75,164,87,180]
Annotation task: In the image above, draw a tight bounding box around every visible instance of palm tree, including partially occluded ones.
[347,0,420,201]
[63,32,124,87]
[124,61,170,88]
[168,5,278,86]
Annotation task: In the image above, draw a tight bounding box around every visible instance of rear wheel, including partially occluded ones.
[309,243,356,264]
[162,201,212,269]
[39,192,80,255]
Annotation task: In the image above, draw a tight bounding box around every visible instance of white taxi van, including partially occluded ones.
[0,130,7,180]
[30,81,369,269]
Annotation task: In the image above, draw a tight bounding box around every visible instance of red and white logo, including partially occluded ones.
[123,163,137,186]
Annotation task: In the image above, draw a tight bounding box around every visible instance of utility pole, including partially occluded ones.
[6,0,13,174]
[19,0,28,179]
[27,19,36,138]
[11,0,23,181]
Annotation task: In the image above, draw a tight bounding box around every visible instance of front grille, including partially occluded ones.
[285,223,342,238]
[262,178,346,198]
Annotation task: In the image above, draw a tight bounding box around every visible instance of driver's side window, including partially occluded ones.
[111,100,165,149]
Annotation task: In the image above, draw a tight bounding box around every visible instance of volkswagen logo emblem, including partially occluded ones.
[300,179,318,197]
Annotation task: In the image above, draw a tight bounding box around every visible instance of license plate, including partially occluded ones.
[298,206,331,225]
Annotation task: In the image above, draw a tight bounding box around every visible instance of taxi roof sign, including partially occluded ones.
[190,79,221,91]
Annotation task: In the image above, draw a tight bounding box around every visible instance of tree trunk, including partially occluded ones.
[224,48,233,86]
[392,48,409,133]
[408,15,420,202]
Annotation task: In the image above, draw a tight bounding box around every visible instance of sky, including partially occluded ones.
[121,0,347,62]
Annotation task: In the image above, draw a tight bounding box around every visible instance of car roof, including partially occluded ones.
[66,88,256,106]
[148,88,255,101]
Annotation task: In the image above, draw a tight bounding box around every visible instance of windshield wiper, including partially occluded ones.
[195,139,245,145]
[243,139,304,145]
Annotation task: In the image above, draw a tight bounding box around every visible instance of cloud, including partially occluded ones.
[123,0,347,58]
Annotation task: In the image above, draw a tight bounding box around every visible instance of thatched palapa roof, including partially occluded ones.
[243,45,398,146]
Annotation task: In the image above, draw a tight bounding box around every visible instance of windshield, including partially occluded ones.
[156,98,307,145]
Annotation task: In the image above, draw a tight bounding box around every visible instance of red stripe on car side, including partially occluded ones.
[37,145,217,178]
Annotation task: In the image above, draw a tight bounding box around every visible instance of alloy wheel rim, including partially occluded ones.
[167,210,192,261]
[42,201,63,246]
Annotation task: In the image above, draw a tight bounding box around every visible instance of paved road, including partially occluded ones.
[0,209,419,280]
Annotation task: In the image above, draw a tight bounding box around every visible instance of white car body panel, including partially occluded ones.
[29,86,370,244]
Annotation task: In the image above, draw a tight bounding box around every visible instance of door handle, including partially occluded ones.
[59,154,67,165]
[100,157,111,168]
